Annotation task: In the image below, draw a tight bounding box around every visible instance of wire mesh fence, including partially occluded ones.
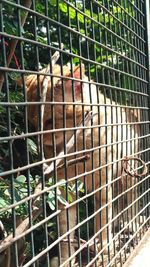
[0,0,149,266]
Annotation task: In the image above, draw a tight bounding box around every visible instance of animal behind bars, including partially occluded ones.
[24,61,139,266]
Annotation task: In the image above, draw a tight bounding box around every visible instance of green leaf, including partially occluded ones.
[48,199,56,210]
[37,36,47,44]
[15,175,26,184]
[69,7,76,19]
[77,13,84,23]
[73,57,80,64]
[71,180,84,194]
[14,189,23,202]
[58,179,66,187]
[4,189,11,197]
[27,138,38,156]
[59,2,67,13]
[47,191,55,210]
[19,187,28,194]
[77,180,84,192]
[80,28,85,34]
[85,9,91,17]
[48,177,53,185]
[0,197,8,208]
[49,231,57,240]
[29,174,34,182]
[5,21,17,35]
[113,6,121,14]
[68,192,73,203]
[49,0,57,6]
[47,221,55,227]
[57,195,68,206]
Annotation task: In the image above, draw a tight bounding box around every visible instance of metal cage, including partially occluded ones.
[0,0,149,267]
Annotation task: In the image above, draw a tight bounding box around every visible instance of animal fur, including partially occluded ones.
[24,64,140,266]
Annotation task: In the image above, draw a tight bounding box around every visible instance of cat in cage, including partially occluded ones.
[22,61,140,266]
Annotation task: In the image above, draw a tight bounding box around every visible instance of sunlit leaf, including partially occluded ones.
[15,175,26,184]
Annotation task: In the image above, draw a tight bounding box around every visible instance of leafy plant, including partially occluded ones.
[0,1,137,264]
[47,178,84,210]
[0,174,38,219]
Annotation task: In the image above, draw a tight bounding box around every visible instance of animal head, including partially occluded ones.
[21,64,88,153]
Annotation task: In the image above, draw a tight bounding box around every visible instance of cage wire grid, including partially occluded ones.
[0,0,149,267]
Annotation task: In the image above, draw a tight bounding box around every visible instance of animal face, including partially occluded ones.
[26,64,92,152]
[43,68,83,146]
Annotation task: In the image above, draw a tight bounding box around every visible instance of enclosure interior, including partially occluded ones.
[0,0,150,267]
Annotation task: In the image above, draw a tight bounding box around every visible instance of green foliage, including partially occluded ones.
[0,172,84,223]
[47,178,84,210]
[1,0,135,83]
[0,0,136,263]
[0,174,37,218]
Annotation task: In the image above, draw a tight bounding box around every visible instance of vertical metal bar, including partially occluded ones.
[55,2,62,265]
[0,3,19,267]
[0,1,149,267]
[88,2,98,266]
[72,2,81,265]
[57,2,72,265]
[81,1,91,264]
[145,0,150,115]
[144,0,150,227]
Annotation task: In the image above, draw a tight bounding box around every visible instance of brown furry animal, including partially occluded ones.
[24,64,140,266]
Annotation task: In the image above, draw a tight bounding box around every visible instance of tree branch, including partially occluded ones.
[0,0,32,90]
[0,111,94,253]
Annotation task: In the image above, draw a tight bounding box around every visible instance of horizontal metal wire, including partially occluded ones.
[0,121,149,147]
[1,182,149,260]
[106,218,150,267]
[1,0,146,49]
[0,99,149,107]
[88,216,150,267]
[14,200,150,267]
[128,0,145,16]
[0,1,149,266]
[0,30,147,73]
[64,0,146,49]
[0,152,149,215]
[113,0,145,29]
[92,0,145,42]
[0,40,148,86]
[0,131,149,177]
[1,162,149,220]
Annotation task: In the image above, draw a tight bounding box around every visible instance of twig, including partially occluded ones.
[0,207,42,253]
[34,111,94,205]
[0,111,94,253]
[44,111,96,175]
[56,154,90,172]
[0,176,10,186]
[41,50,61,131]
[38,50,61,152]
[0,221,10,267]
[0,52,93,252]
[0,0,32,90]
[0,220,7,239]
